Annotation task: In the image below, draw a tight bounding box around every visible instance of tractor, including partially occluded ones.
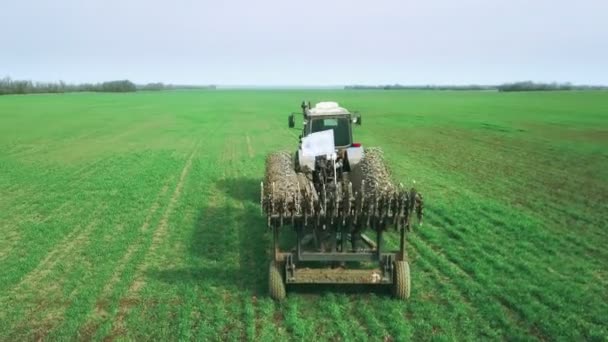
[262,101,422,300]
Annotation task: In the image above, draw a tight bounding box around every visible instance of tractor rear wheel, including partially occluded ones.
[269,261,286,300]
[393,261,410,300]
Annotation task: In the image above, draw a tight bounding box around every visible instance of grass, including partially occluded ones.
[0,89,606,341]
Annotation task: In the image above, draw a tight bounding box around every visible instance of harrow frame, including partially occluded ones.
[271,220,407,285]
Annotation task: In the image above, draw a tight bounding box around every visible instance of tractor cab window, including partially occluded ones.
[310,117,351,146]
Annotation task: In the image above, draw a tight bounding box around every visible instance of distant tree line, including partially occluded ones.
[345,82,608,92]
[158,84,217,91]
[345,84,496,91]
[0,77,136,95]
[497,81,608,92]
[135,82,217,91]
[138,82,166,91]
[0,77,216,95]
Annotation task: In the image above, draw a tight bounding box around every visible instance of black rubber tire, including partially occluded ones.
[288,115,295,128]
[393,261,411,300]
[269,261,286,300]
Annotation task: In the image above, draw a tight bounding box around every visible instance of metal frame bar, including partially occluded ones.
[273,219,407,285]
[297,252,391,262]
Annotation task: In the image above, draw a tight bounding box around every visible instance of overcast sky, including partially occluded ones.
[1,0,607,85]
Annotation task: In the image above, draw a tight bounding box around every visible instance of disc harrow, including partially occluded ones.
[261,150,423,232]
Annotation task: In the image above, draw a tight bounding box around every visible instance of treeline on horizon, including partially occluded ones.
[0,77,216,95]
[345,81,608,92]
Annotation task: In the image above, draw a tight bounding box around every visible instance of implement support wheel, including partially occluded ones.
[269,261,286,300]
[393,261,411,300]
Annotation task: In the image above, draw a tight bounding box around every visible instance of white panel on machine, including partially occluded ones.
[301,129,335,157]
[346,146,364,165]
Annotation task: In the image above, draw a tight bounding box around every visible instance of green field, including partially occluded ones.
[0,90,607,340]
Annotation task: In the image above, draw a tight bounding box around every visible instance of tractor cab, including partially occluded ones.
[288,101,361,138]
[305,105,353,148]
[295,102,364,173]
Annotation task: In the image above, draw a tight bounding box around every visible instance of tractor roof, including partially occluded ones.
[307,101,350,116]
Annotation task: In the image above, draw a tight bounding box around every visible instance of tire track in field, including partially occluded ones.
[10,148,185,339]
[471,197,608,261]
[69,153,114,180]
[0,200,74,263]
[349,296,388,339]
[479,164,605,255]
[349,234,493,340]
[166,120,229,341]
[427,202,595,277]
[422,206,606,336]
[188,165,250,338]
[474,136,606,206]
[360,236,482,340]
[108,142,200,339]
[7,142,50,158]
[0,206,105,338]
[423,205,547,274]
[2,206,104,298]
[227,139,273,340]
[207,146,248,340]
[431,201,605,299]
[187,131,261,340]
[1,153,113,263]
[245,135,254,158]
[78,176,174,338]
[318,294,352,340]
[185,189,226,340]
[411,252,497,339]
[410,234,543,339]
